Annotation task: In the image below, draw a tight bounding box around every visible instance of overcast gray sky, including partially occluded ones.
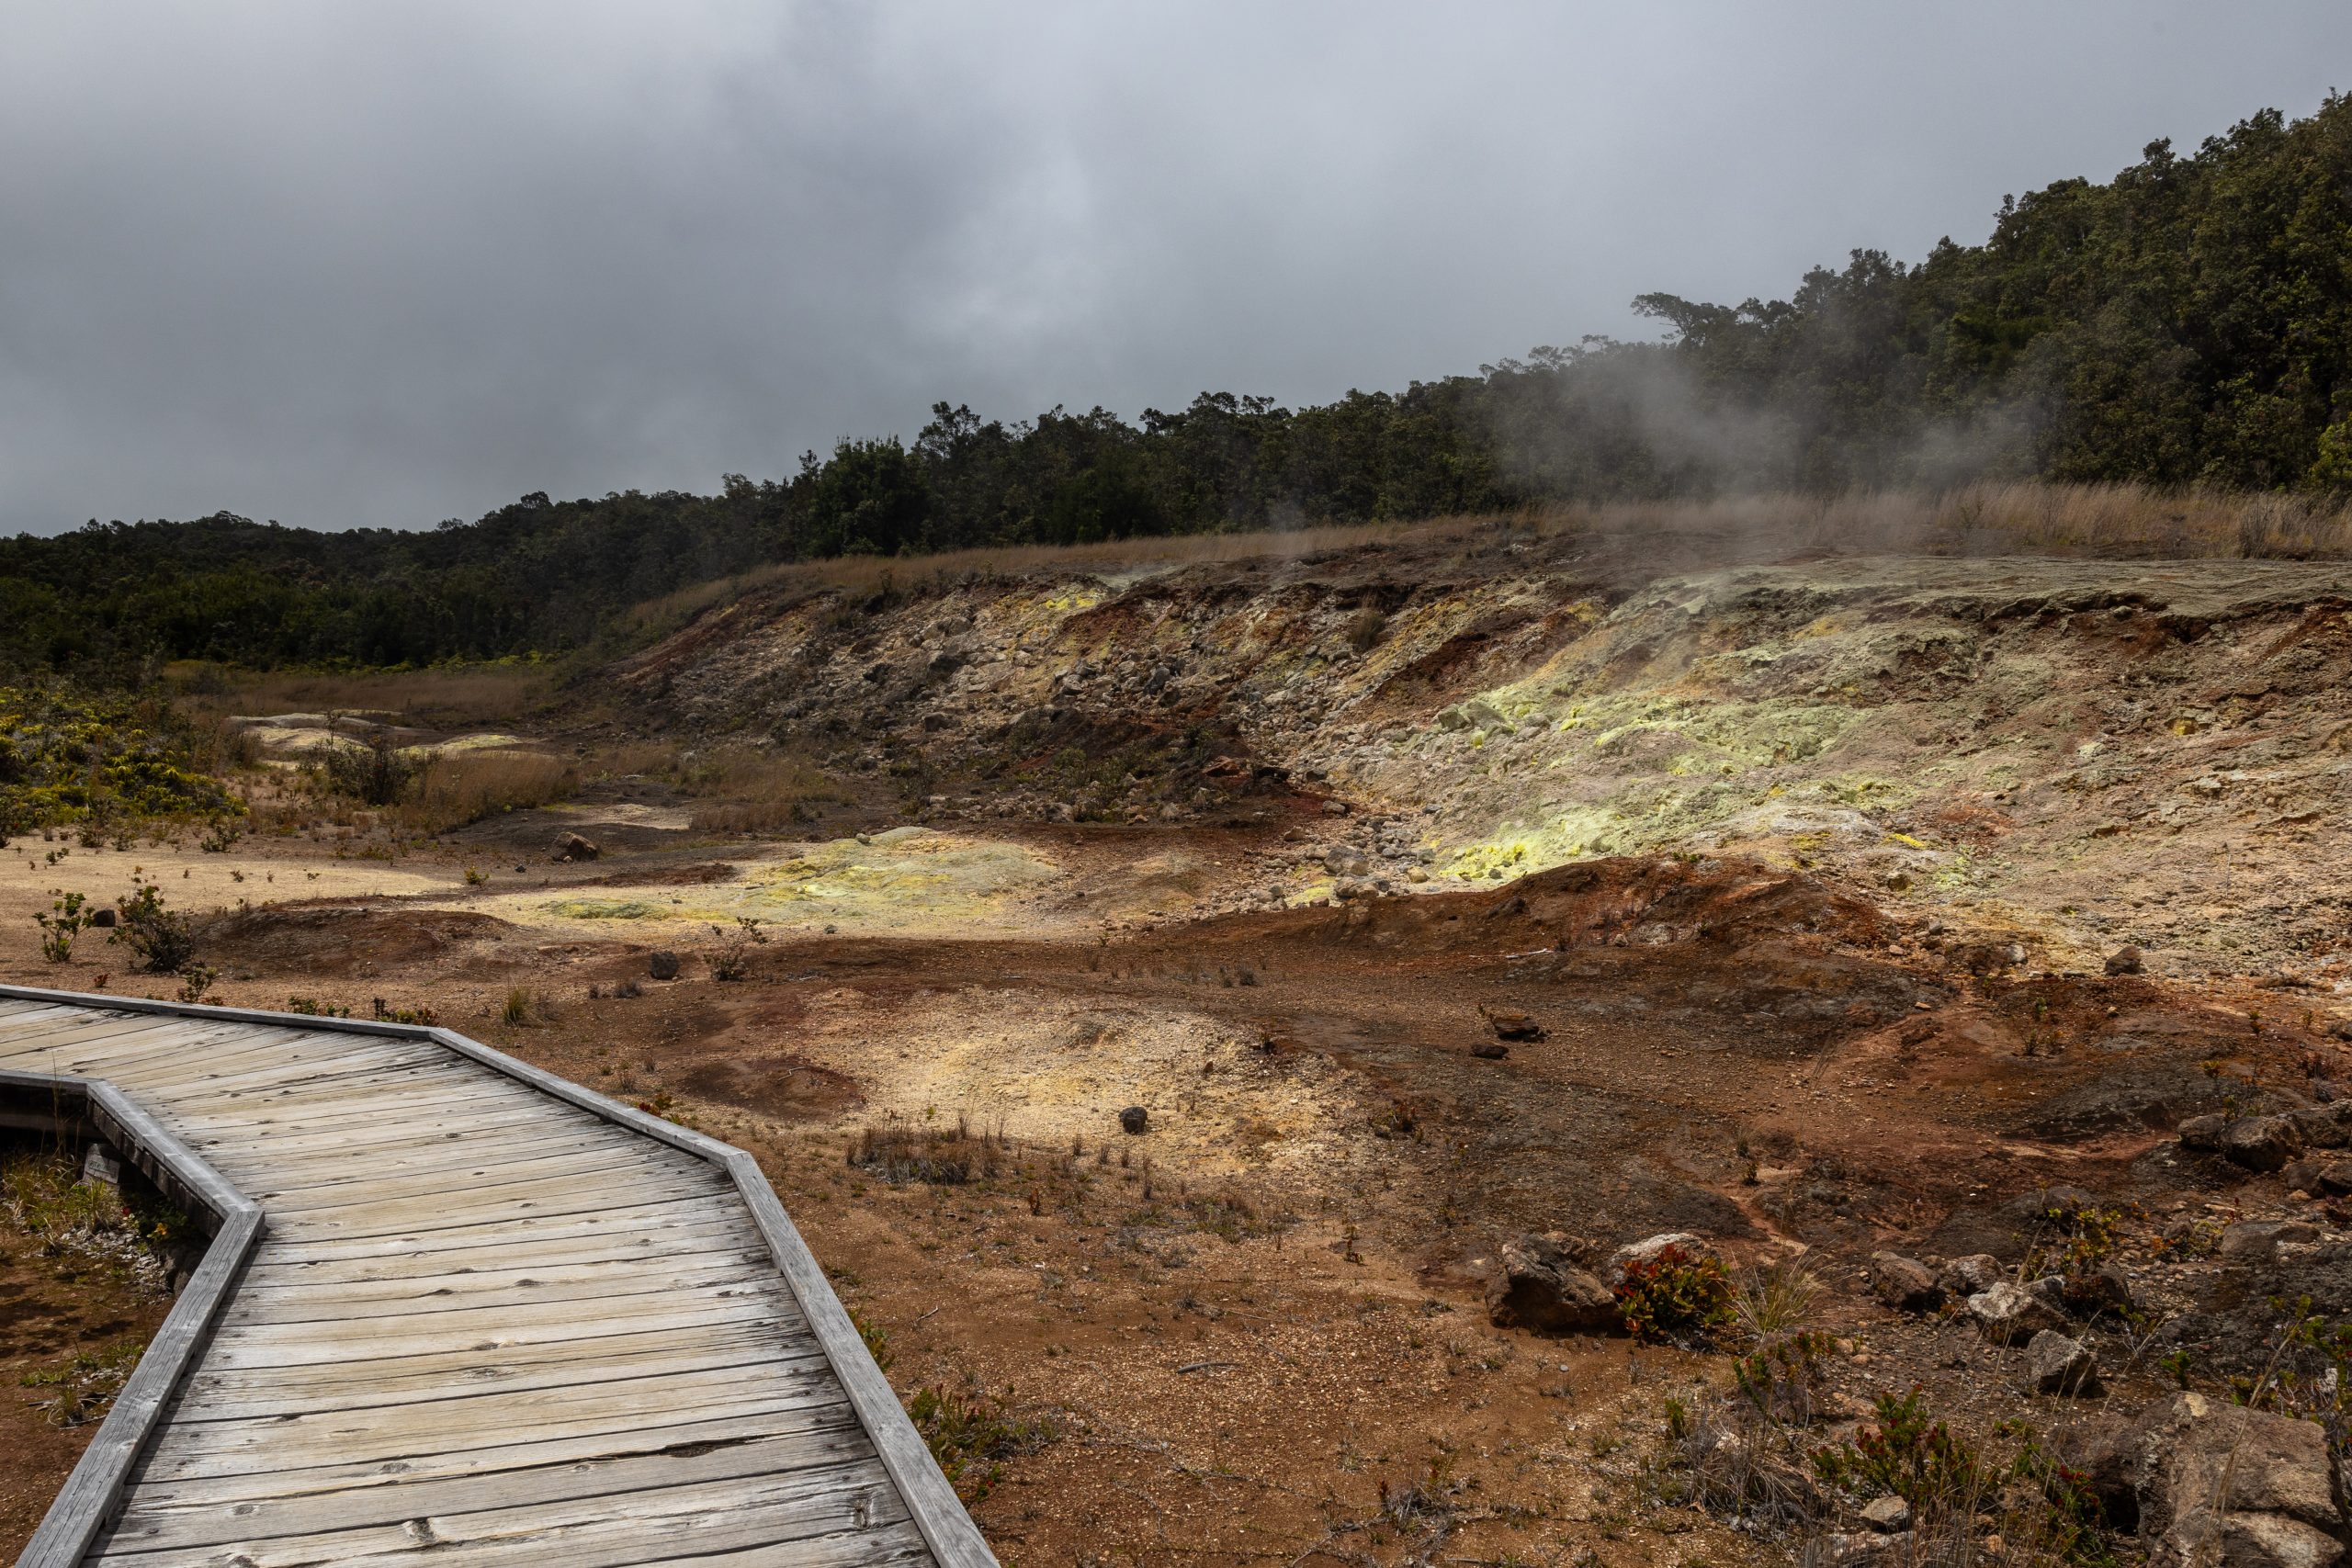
[1,2,2344,536]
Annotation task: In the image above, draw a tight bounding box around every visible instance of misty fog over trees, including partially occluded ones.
[4,96,2346,673]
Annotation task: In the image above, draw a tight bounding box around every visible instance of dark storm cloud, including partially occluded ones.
[1,1,2346,534]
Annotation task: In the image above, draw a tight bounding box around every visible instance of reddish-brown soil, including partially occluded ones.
[0,1191,173,1558]
[6,834,2326,1564]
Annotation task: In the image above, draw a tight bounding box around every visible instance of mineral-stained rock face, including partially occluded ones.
[620,548,2352,976]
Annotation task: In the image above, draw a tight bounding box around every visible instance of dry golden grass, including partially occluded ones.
[167,663,556,730]
[627,522,1407,632]
[1544,480,2352,559]
[395,750,575,835]
[627,482,2352,635]
[568,739,846,832]
[675,746,848,832]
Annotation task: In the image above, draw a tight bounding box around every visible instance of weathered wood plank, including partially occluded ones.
[176,1323,816,1417]
[220,1254,776,1325]
[111,1476,916,1568]
[174,1341,827,1425]
[205,1274,793,1355]
[231,1215,760,1285]
[144,1373,847,1474]
[125,1402,867,1502]
[258,1145,706,1216]
[250,1191,753,1262]
[105,1441,892,1554]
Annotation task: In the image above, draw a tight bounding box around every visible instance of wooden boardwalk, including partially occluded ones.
[0,986,993,1568]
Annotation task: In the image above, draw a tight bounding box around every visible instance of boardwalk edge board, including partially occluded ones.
[0,1066,264,1568]
[0,983,998,1568]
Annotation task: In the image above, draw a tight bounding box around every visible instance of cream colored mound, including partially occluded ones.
[800,987,1373,1184]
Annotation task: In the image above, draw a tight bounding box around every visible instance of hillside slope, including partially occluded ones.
[618,527,2352,989]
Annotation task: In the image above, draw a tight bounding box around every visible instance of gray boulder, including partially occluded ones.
[2178,1113,2230,1152]
[1938,1253,2003,1297]
[2060,1261,2136,1318]
[2129,1393,2346,1568]
[2221,1116,2306,1172]
[1486,1233,1622,1335]
[2220,1219,2321,1261]
[2022,1330,2102,1397]
[1859,1495,1913,1534]
[1869,1252,1944,1313]
[1603,1231,1714,1288]
[1969,1280,2071,1345]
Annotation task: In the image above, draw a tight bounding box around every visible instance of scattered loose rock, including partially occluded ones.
[2218,1219,2320,1260]
[2059,1261,2135,1317]
[1859,1495,1913,1534]
[1937,1254,2003,1297]
[2105,945,2144,976]
[1482,1008,1545,1042]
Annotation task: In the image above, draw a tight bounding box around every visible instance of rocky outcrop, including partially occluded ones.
[2128,1393,2346,1568]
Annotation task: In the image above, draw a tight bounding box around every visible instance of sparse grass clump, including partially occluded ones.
[500,987,555,1026]
[848,1121,1005,1185]
[1734,1260,1822,1337]
[907,1383,1055,1503]
[401,749,573,832]
[21,1338,147,1428]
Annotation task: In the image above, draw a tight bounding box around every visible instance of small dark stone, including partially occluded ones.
[1118,1106,1149,1135]
[88,908,116,928]
[648,950,682,981]
[1470,1043,1510,1060]
[2104,946,2144,976]
[1484,1009,1545,1042]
